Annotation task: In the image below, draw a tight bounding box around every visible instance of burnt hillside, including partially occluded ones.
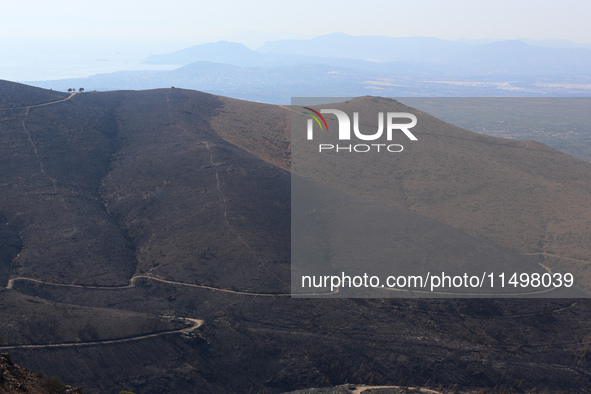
[0,81,590,393]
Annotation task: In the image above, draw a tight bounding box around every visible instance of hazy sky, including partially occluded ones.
[2,0,590,81]
[2,0,590,44]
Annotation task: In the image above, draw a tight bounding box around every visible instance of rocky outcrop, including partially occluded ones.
[0,353,82,393]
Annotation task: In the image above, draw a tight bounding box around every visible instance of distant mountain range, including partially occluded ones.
[146,33,591,71]
[29,33,591,103]
[145,34,468,64]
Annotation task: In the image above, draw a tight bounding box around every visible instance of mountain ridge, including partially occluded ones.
[2,80,591,392]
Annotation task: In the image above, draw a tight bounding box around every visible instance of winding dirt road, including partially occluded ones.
[6,274,336,297]
[0,317,203,351]
[351,385,442,394]
[522,252,591,264]
[0,92,77,111]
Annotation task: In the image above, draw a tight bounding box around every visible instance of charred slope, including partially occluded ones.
[0,81,591,393]
[0,289,188,348]
[291,175,580,297]
[70,88,290,293]
[0,82,134,286]
[219,95,591,285]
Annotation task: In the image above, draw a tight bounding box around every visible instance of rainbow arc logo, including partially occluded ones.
[303,107,329,134]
